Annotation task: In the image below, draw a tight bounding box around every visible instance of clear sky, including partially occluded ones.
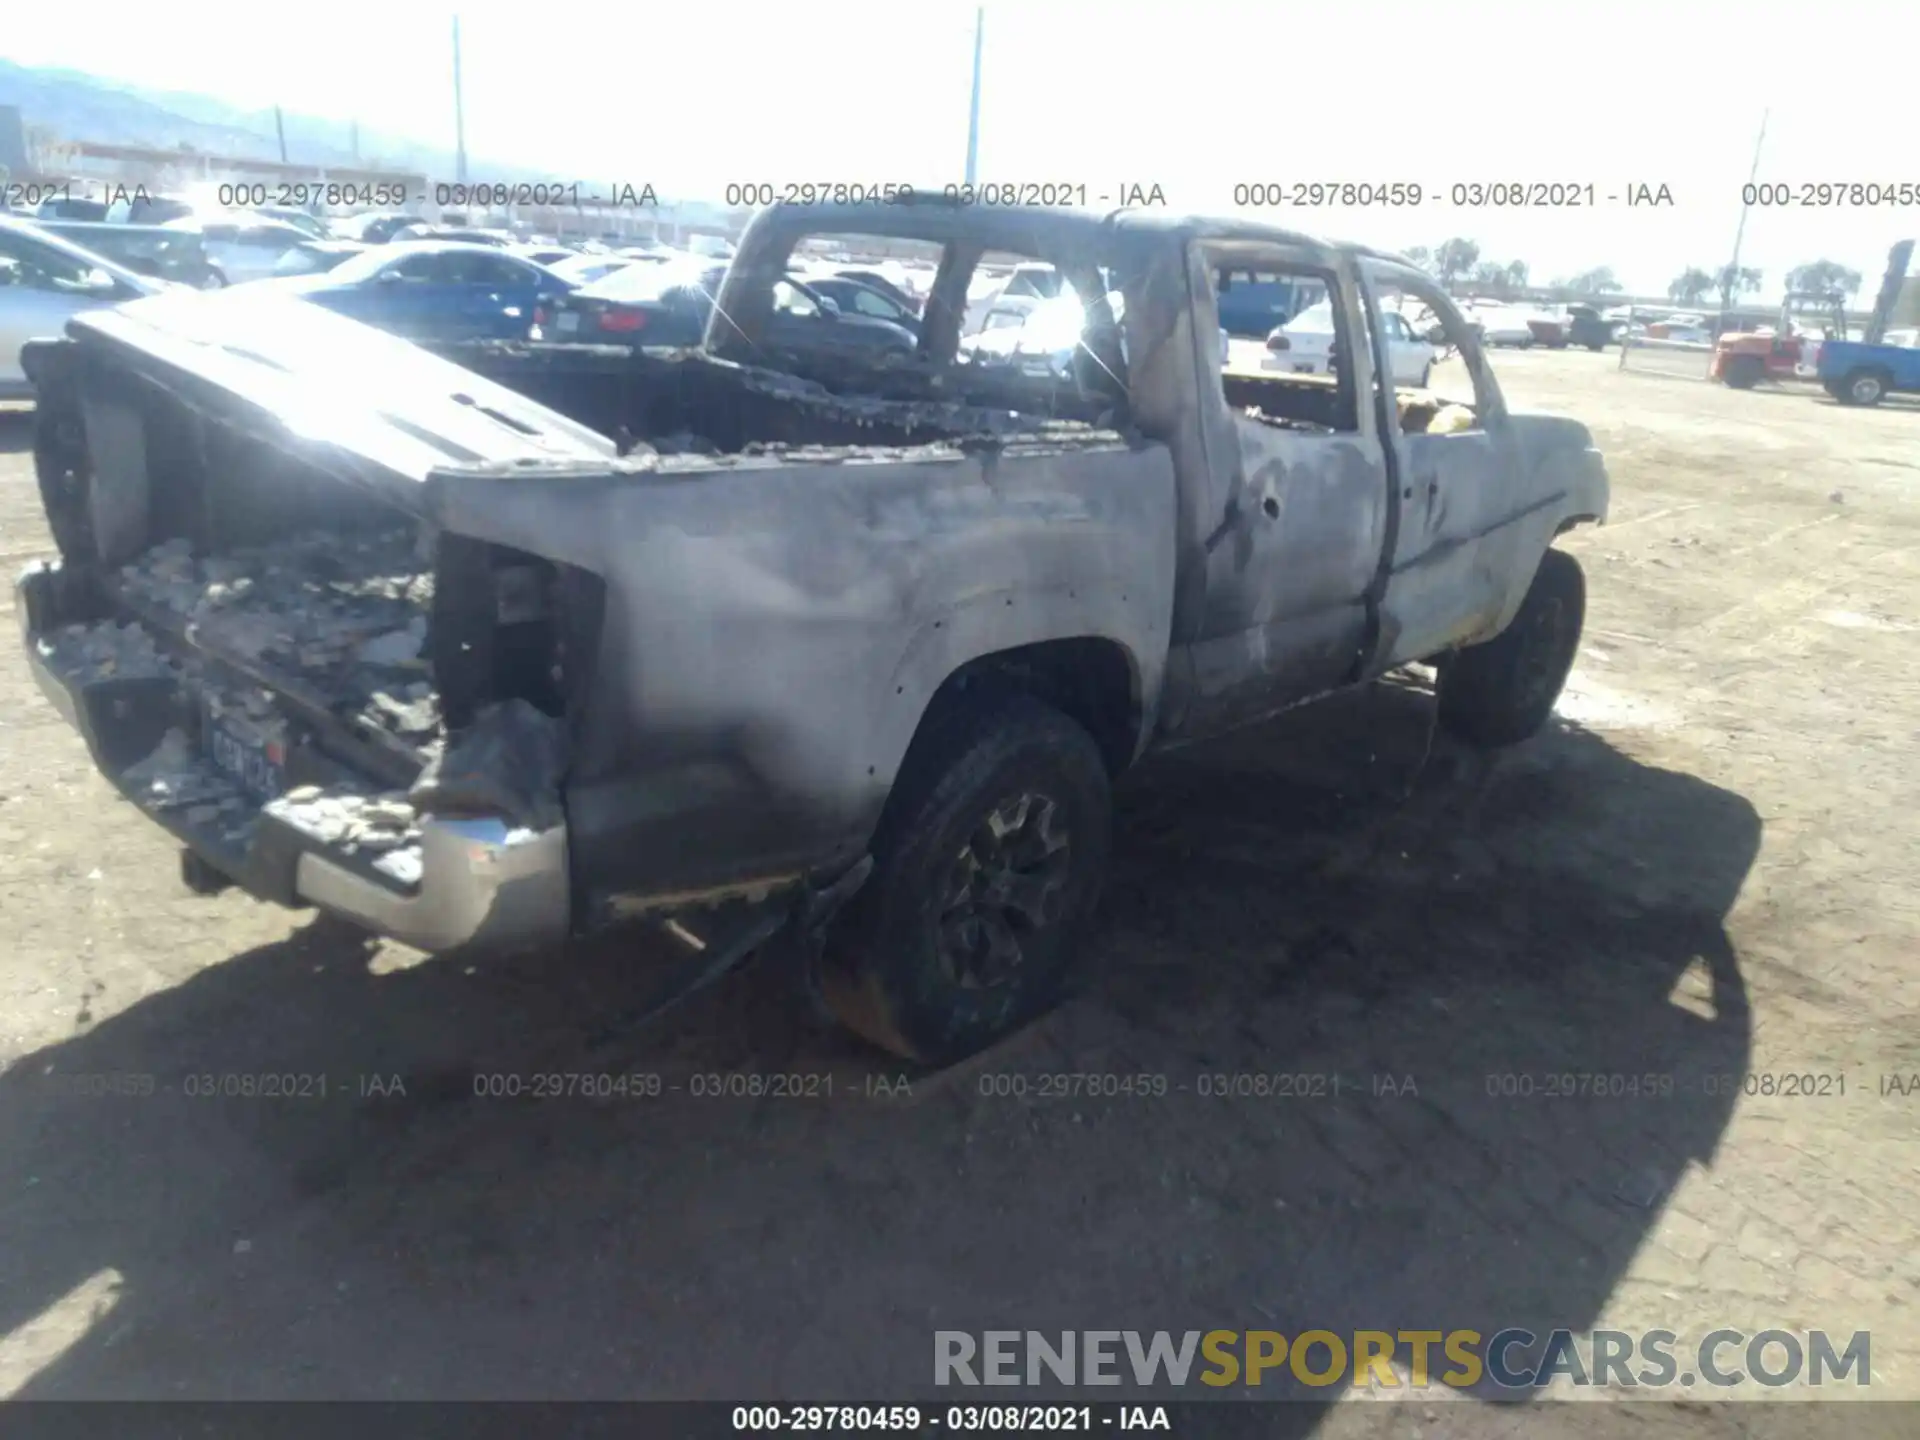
[6,0,1918,300]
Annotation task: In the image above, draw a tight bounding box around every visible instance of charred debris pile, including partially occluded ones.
[116,527,441,748]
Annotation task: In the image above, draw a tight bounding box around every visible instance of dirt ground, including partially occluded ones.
[0,352,1916,1434]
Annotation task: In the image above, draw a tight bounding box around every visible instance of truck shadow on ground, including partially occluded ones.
[0,677,1757,1427]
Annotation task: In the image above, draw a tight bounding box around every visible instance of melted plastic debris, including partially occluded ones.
[269,785,422,854]
[122,728,259,846]
[118,529,442,746]
[409,698,566,832]
[36,620,176,683]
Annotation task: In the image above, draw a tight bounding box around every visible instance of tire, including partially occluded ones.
[1722,355,1765,390]
[201,266,228,290]
[817,690,1113,1065]
[1838,369,1888,407]
[1437,549,1586,748]
[1586,341,1604,353]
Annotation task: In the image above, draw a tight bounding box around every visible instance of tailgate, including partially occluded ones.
[63,287,629,514]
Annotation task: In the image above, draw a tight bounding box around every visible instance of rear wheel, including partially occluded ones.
[1838,369,1888,406]
[817,691,1113,1065]
[1438,549,1586,748]
[1722,354,1765,390]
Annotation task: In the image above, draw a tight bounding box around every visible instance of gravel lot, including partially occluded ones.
[0,351,1915,1432]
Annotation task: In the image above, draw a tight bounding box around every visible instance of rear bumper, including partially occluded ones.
[18,561,571,955]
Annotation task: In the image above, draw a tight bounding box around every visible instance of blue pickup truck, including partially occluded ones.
[1815,337,1920,407]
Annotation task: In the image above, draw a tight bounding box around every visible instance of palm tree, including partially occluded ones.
[1715,265,1764,310]
[1435,238,1480,286]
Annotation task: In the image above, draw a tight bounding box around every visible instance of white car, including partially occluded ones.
[1261,301,1436,385]
[1658,322,1713,345]
[1467,304,1536,348]
[963,262,1062,335]
[168,215,315,285]
[0,216,165,400]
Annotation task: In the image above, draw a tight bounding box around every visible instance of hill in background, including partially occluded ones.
[0,57,549,182]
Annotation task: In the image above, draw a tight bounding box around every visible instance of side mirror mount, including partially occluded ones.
[1424,324,1448,346]
[817,296,842,318]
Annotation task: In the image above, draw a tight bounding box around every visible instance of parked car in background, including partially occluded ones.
[335,212,423,244]
[1564,304,1619,350]
[175,215,316,285]
[831,267,923,316]
[34,196,110,222]
[394,225,516,247]
[265,241,574,342]
[1466,304,1537,348]
[539,261,918,356]
[31,219,220,288]
[1261,299,1435,385]
[254,205,331,240]
[963,262,1062,334]
[1526,313,1569,348]
[0,215,165,399]
[545,252,646,288]
[1215,266,1316,338]
[1658,321,1713,346]
[270,239,370,277]
[802,275,922,336]
[106,194,199,225]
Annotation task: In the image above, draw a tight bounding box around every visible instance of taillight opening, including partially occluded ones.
[598,308,646,333]
[1266,334,1290,352]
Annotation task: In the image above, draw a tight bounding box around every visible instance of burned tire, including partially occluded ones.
[818,691,1112,1066]
[1437,548,1586,748]
[1722,355,1765,390]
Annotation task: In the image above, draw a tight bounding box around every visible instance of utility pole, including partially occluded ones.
[452,15,469,184]
[273,105,288,164]
[963,7,983,186]
[1720,108,1768,319]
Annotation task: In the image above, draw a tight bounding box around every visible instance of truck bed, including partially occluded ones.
[19,286,1135,951]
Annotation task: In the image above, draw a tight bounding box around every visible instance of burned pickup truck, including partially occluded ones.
[18,200,1608,1064]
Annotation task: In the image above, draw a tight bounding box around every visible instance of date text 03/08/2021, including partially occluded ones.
[1227,181,1676,208]
[719,183,1168,208]
[11,179,665,212]
[730,1404,1166,1432]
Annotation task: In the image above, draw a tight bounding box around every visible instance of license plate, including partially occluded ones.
[556,311,580,334]
[205,709,284,802]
